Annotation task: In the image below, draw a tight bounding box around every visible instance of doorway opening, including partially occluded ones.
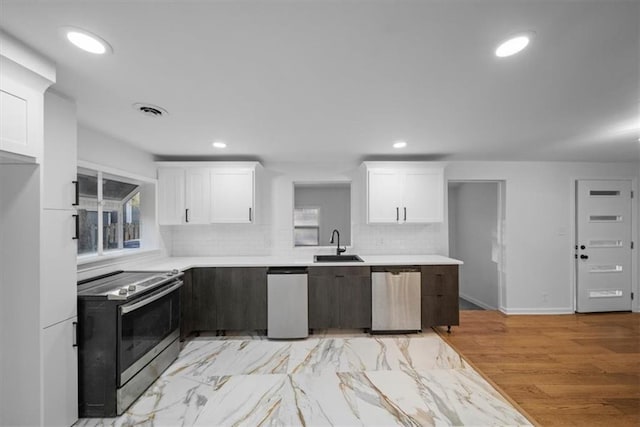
[448,181,505,311]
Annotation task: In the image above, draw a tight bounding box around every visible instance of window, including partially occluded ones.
[77,168,144,257]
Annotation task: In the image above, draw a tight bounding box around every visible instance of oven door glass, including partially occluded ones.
[118,284,180,385]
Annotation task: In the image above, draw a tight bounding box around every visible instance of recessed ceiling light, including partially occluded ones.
[495,33,533,58]
[61,27,112,54]
[212,141,227,149]
[393,141,407,149]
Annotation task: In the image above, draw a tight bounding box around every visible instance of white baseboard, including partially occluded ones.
[459,293,496,310]
[501,307,574,315]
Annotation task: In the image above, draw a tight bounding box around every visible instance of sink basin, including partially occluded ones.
[314,255,364,263]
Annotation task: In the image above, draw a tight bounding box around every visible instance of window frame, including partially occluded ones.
[76,160,158,264]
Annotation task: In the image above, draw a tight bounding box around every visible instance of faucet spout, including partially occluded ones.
[330,229,346,256]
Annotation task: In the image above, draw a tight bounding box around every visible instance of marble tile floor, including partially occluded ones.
[75,330,531,427]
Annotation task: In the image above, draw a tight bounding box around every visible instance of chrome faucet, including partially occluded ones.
[330,229,346,256]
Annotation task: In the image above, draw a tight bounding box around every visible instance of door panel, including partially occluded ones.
[367,169,401,223]
[403,169,443,223]
[157,168,185,225]
[576,180,633,312]
[185,168,211,224]
[210,169,254,223]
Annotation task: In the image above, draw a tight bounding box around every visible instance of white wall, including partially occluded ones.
[0,163,42,426]
[77,126,156,179]
[449,182,499,309]
[446,161,639,314]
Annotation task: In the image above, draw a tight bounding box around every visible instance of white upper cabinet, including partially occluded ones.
[43,91,77,210]
[185,168,211,224]
[0,32,55,162]
[210,168,255,223]
[157,162,258,225]
[366,163,444,224]
[158,167,212,225]
[157,167,186,225]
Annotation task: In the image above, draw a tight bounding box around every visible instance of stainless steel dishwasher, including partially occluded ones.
[267,267,308,339]
[371,267,421,332]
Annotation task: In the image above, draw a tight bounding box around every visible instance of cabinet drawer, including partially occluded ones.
[309,266,370,278]
[421,265,458,296]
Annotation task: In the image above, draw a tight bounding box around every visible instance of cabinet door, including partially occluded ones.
[191,268,217,331]
[0,78,45,161]
[308,271,340,329]
[402,169,443,223]
[185,168,211,224]
[42,317,78,427]
[180,269,194,340]
[367,169,401,223]
[421,265,459,328]
[210,168,254,223]
[215,267,267,330]
[41,209,77,328]
[43,91,77,210]
[157,168,185,225]
[338,273,371,329]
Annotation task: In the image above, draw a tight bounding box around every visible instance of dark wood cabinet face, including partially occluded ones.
[180,269,194,340]
[214,267,267,330]
[308,275,340,329]
[337,274,371,328]
[308,267,371,329]
[191,267,217,331]
[421,265,459,327]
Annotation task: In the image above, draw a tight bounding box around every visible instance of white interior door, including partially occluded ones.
[576,180,633,313]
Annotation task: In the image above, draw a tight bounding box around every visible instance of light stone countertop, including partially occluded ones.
[132,254,463,272]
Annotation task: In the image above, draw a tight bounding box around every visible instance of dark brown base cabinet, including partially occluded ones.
[180,268,194,340]
[184,263,459,338]
[308,266,371,330]
[421,265,459,329]
[215,267,267,331]
[189,267,267,335]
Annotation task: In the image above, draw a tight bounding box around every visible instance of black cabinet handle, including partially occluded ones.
[580,254,589,259]
[404,207,407,221]
[396,207,399,221]
[72,180,79,206]
[72,321,78,347]
[185,208,189,223]
[72,214,79,240]
[249,207,252,222]
[580,245,586,250]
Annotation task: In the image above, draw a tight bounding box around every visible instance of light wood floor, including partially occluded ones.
[436,310,640,427]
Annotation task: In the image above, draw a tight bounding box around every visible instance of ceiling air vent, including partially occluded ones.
[132,103,168,118]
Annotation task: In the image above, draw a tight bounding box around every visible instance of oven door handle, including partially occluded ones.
[120,281,183,315]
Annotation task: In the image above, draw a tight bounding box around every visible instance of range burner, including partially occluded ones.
[77,270,182,300]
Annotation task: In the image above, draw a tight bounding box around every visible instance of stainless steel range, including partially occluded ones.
[77,270,183,417]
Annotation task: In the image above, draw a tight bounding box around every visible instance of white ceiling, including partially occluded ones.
[1,0,639,164]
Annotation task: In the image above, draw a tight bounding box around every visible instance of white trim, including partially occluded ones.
[78,160,157,184]
[501,307,574,315]
[447,179,506,312]
[459,292,496,310]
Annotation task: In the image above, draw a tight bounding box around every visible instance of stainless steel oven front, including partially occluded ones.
[77,270,183,418]
[116,280,182,412]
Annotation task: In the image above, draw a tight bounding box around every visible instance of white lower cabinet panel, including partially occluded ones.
[41,209,77,327]
[42,317,78,427]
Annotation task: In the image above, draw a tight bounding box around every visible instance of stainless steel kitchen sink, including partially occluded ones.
[314,254,364,262]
